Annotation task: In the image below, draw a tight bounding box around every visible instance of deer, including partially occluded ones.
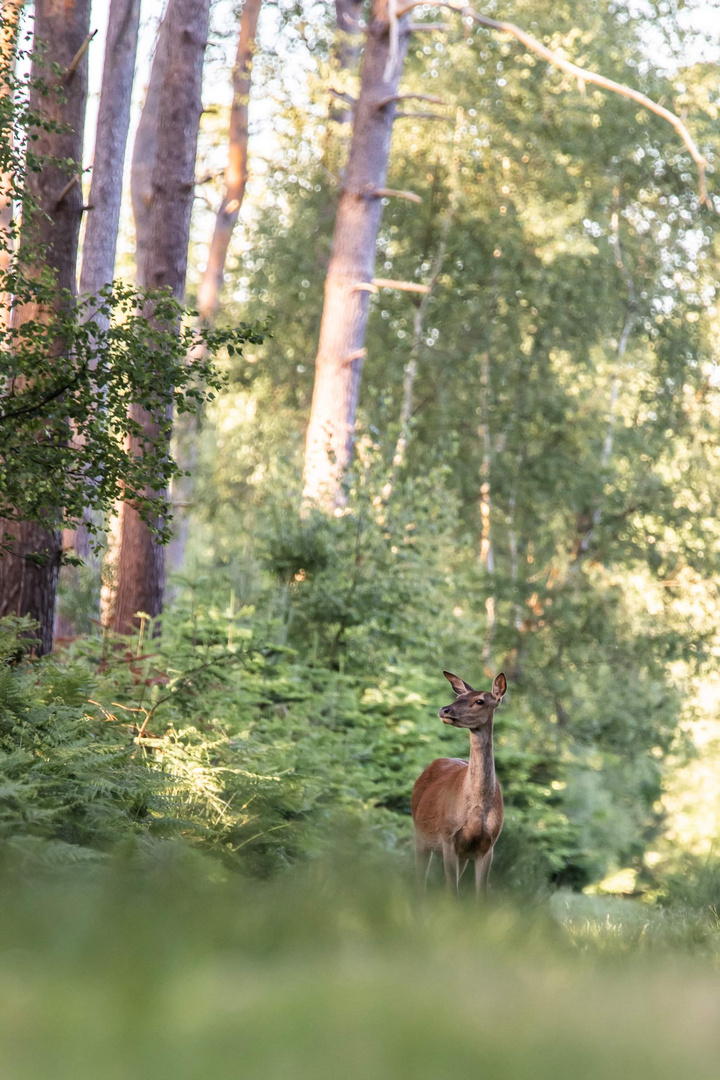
[411,670,507,895]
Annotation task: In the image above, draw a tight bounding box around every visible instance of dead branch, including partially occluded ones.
[375,186,423,203]
[394,0,710,204]
[395,110,454,121]
[329,86,357,106]
[377,91,446,108]
[372,277,431,293]
[63,29,97,81]
[55,174,80,208]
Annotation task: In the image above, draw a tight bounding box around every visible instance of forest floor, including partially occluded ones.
[1,862,719,1079]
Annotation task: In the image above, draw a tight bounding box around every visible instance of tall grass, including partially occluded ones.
[1,856,719,1080]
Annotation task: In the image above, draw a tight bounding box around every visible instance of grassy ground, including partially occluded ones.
[1,856,719,1080]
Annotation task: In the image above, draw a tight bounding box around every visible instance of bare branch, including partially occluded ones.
[408,22,452,30]
[55,174,80,208]
[395,110,453,121]
[374,186,423,203]
[377,91,446,108]
[63,29,97,81]
[394,0,710,204]
[372,278,431,293]
[329,86,357,106]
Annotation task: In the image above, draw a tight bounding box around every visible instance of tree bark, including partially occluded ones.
[107,0,210,636]
[166,0,262,581]
[0,0,90,655]
[302,0,411,509]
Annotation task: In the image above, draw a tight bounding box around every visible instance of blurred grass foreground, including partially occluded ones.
[2,858,720,1080]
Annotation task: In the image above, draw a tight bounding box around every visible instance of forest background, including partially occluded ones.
[1,0,720,1041]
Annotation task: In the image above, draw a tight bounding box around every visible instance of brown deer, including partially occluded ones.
[411,670,507,894]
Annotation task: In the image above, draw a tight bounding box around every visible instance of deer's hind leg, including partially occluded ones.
[414,837,433,891]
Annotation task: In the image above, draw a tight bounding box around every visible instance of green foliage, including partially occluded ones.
[0,282,263,543]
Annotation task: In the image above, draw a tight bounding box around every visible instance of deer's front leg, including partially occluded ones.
[442,841,465,893]
[475,848,493,896]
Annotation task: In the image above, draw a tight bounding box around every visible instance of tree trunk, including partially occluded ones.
[107,0,210,636]
[0,0,90,655]
[55,0,141,640]
[302,0,410,509]
[0,0,23,325]
[196,0,261,326]
[79,0,140,307]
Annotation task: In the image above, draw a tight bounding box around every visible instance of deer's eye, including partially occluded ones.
[473,699,483,706]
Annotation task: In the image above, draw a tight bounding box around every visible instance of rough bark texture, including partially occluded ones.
[0,0,90,655]
[303,0,410,508]
[108,0,210,636]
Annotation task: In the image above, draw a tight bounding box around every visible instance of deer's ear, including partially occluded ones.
[443,670,474,696]
[492,672,507,699]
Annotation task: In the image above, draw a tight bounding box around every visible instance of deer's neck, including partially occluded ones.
[466,723,496,811]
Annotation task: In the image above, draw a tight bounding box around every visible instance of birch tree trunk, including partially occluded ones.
[0,0,90,655]
[302,0,410,509]
[166,0,262,580]
[0,0,23,326]
[107,0,210,636]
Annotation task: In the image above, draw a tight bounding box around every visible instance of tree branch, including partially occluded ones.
[395,110,453,121]
[394,1,710,205]
[377,91,446,108]
[374,186,423,203]
[63,29,97,81]
[372,278,431,293]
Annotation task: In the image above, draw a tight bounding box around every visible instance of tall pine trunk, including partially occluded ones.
[106,0,210,636]
[0,0,90,655]
[302,0,410,509]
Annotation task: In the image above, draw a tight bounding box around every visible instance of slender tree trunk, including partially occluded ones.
[196,0,261,326]
[79,0,140,308]
[478,351,495,670]
[107,0,210,636]
[0,0,90,655]
[393,109,461,471]
[0,0,23,325]
[165,0,262,579]
[101,13,171,631]
[55,0,141,639]
[302,0,411,509]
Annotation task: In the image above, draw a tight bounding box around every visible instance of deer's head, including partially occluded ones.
[438,671,507,729]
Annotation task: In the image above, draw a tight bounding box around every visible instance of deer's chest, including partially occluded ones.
[453,801,502,858]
